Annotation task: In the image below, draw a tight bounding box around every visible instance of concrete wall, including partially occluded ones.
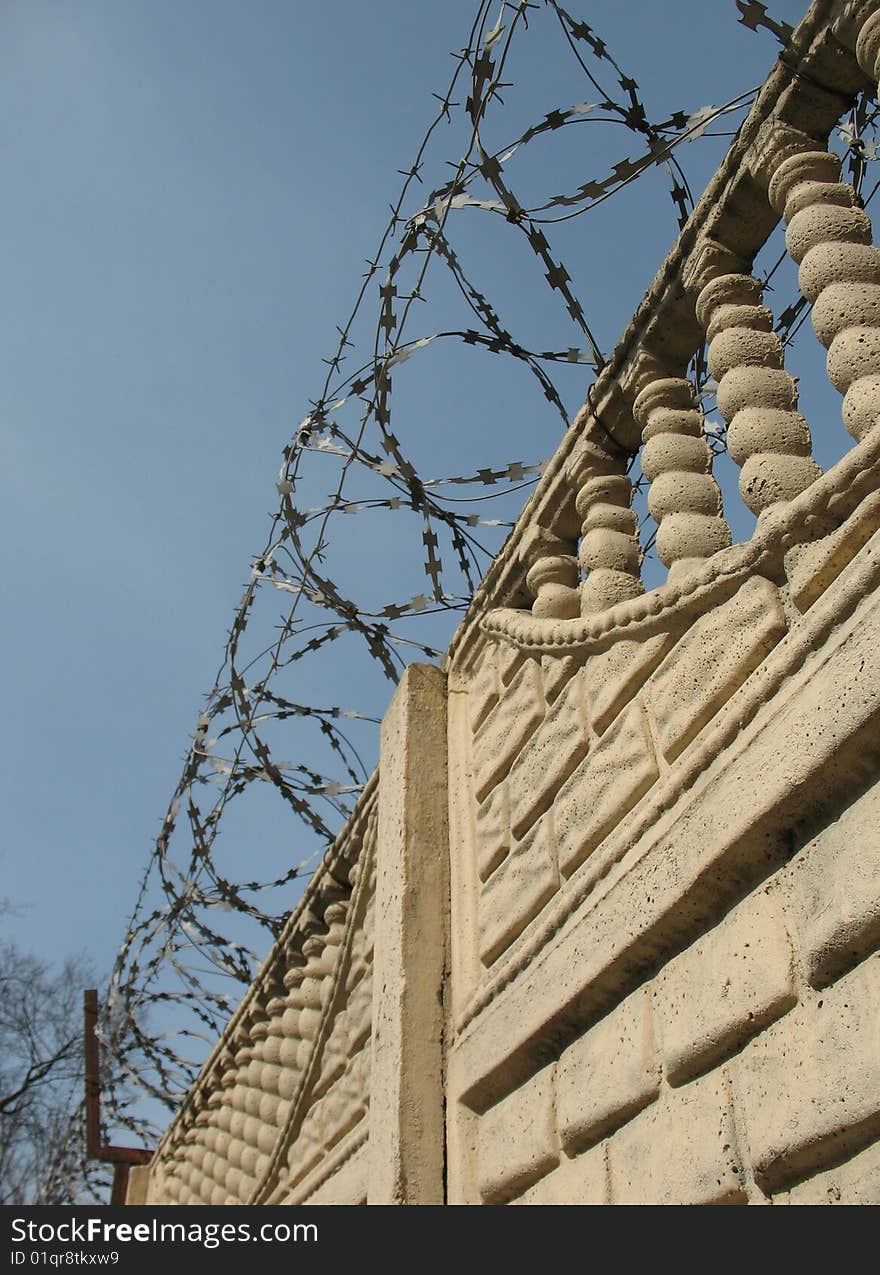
[139,782,380,1205]
[134,0,880,1205]
[446,501,880,1203]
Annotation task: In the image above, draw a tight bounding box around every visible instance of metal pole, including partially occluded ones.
[110,1165,130,1207]
[83,990,102,1160]
[82,988,153,1205]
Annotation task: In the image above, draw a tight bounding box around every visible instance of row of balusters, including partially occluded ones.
[528,11,880,621]
[160,833,375,1205]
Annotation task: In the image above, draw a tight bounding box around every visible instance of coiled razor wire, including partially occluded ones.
[76,0,880,1161]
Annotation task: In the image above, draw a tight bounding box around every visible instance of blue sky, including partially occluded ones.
[2,0,824,1115]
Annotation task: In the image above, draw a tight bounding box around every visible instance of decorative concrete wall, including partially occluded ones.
[132,0,880,1205]
[446,491,880,1203]
[134,782,379,1205]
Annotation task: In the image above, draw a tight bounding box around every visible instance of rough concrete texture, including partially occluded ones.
[585,631,673,735]
[787,780,880,987]
[369,664,449,1204]
[645,575,787,761]
[478,1065,558,1203]
[303,1144,368,1205]
[554,700,658,877]
[512,1144,607,1205]
[479,816,558,967]
[508,671,589,840]
[606,1073,746,1205]
[657,890,796,1084]
[557,987,659,1151]
[449,525,880,1201]
[474,781,510,882]
[135,1,880,1206]
[785,487,880,610]
[473,658,543,802]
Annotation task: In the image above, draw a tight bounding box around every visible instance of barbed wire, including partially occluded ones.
[78,0,871,1165]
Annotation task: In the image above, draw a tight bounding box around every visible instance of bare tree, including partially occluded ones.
[0,922,108,1203]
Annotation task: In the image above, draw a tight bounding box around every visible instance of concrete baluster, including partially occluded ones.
[768,138,880,443]
[525,539,580,619]
[566,451,643,617]
[632,376,731,579]
[695,273,822,514]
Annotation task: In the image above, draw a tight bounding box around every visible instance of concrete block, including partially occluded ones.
[786,491,880,612]
[557,986,660,1151]
[478,1066,559,1204]
[586,631,674,736]
[541,653,581,705]
[469,643,500,734]
[499,641,527,686]
[509,672,589,840]
[738,958,880,1192]
[304,1144,368,1204]
[647,576,786,761]
[473,659,544,802]
[555,701,658,877]
[775,1139,880,1205]
[124,1165,151,1205]
[607,1072,745,1204]
[474,781,511,882]
[659,890,796,1084]
[513,1145,608,1205]
[480,817,558,966]
[788,778,880,986]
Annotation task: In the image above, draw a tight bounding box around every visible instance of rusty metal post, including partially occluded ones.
[84,990,102,1160]
[82,989,153,1204]
[110,1165,131,1206]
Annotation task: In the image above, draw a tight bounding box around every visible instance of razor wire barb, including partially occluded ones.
[86,0,880,1156]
